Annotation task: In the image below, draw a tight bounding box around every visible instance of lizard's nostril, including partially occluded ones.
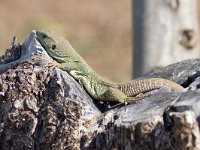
[43,34,47,39]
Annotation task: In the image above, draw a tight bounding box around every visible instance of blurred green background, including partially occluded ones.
[0,0,132,82]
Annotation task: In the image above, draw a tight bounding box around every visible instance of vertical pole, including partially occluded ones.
[133,0,200,78]
[133,0,145,78]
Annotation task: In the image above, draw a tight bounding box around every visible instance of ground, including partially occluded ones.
[0,0,132,81]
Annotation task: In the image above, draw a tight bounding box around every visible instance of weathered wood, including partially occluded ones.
[0,32,200,149]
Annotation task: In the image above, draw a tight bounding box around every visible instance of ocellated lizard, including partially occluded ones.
[35,30,184,103]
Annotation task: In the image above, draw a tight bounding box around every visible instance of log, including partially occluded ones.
[0,31,200,149]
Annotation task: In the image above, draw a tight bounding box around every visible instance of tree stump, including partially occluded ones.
[0,31,200,149]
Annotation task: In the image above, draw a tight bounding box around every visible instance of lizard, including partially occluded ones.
[35,30,184,103]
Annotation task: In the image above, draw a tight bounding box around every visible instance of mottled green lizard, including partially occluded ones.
[35,30,184,103]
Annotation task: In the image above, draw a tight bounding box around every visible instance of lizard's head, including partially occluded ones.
[35,30,73,63]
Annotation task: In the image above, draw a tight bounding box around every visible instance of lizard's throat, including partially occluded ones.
[46,49,66,63]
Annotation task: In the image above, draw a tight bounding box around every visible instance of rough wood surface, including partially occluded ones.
[0,32,200,149]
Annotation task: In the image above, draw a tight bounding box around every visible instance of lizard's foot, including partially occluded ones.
[48,60,61,68]
[125,92,152,103]
[124,97,140,103]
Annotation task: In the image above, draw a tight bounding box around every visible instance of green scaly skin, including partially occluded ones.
[35,30,184,103]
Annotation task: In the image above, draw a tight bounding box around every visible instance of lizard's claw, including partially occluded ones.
[48,60,61,68]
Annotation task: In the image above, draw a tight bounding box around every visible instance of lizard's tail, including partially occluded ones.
[118,78,184,97]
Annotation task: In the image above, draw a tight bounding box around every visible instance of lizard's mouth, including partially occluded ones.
[32,31,48,54]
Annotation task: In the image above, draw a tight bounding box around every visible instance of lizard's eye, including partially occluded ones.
[52,44,56,50]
